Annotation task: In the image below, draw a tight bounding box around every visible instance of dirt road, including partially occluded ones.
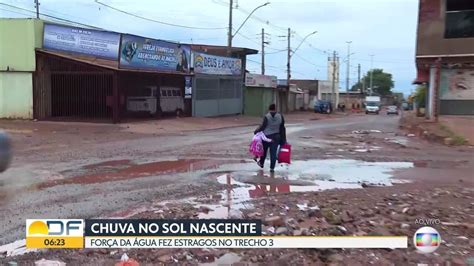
[1,113,473,265]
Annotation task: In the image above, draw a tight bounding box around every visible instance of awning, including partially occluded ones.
[413,66,430,85]
[36,49,192,76]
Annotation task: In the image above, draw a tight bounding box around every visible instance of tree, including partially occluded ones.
[413,85,427,108]
[351,69,394,96]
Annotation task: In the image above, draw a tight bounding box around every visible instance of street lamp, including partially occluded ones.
[369,54,375,91]
[345,41,352,92]
[291,30,318,58]
[227,1,270,56]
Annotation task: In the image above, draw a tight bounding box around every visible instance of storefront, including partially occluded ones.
[244,73,277,117]
[192,52,243,117]
[33,24,193,123]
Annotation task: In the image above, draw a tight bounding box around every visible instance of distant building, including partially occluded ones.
[414,0,474,117]
[339,91,364,109]
[291,79,318,109]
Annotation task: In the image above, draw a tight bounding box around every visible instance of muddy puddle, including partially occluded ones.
[103,159,415,221]
[38,159,225,188]
[191,159,414,219]
[209,159,414,186]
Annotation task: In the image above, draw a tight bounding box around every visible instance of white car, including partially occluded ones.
[127,86,158,115]
[365,102,380,114]
[160,87,184,116]
[387,105,399,115]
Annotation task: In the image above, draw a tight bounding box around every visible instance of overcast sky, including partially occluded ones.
[0,0,418,95]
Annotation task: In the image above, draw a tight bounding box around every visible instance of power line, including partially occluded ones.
[0,2,102,29]
[234,31,285,52]
[95,0,226,30]
[353,57,412,64]
[0,6,30,16]
[292,52,326,68]
[247,58,285,70]
[266,49,286,54]
[211,0,288,33]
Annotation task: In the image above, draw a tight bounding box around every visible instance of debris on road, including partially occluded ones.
[34,259,66,266]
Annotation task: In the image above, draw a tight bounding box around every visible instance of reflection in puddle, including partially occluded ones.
[198,175,253,219]
[220,159,413,186]
[107,159,414,221]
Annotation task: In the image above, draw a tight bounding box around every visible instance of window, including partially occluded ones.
[167,90,172,96]
[172,90,178,96]
[445,0,474,38]
[161,90,166,97]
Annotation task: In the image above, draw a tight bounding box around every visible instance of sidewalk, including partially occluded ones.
[440,116,474,144]
[400,112,473,145]
[0,111,351,155]
[120,111,343,134]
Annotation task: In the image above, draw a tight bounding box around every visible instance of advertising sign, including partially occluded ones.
[193,52,241,76]
[43,24,120,59]
[119,34,191,73]
[185,76,192,99]
[245,73,277,88]
[440,68,474,100]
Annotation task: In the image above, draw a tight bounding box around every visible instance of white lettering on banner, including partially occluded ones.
[85,236,408,249]
[194,52,242,75]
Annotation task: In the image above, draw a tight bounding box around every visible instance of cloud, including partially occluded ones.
[0,0,418,94]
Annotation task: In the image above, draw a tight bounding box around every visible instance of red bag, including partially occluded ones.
[278,143,291,164]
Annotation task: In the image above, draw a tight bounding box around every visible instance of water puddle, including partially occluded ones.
[196,159,413,218]
[197,175,254,219]
[38,159,224,188]
[211,159,413,186]
[385,137,409,146]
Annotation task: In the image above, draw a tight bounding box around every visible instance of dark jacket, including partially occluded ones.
[254,112,287,144]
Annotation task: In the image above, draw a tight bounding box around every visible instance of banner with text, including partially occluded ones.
[119,34,191,73]
[193,52,242,76]
[25,218,407,249]
[245,73,277,88]
[43,24,120,59]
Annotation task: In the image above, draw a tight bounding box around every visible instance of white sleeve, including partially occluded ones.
[262,134,272,142]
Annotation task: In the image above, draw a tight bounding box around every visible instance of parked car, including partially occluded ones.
[160,87,184,116]
[401,102,410,110]
[314,100,332,114]
[365,101,380,114]
[386,105,399,115]
[0,131,12,173]
[126,86,158,115]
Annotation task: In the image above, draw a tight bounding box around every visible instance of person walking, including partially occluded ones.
[254,104,287,172]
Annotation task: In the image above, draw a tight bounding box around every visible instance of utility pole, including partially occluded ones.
[287,27,291,86]
[34,0,40,18]
[286,28,291,113]
[261,28,265,75]
[227,0,233,56]
[357,63,361,93]
[369,54,374,94]
[345,41,352,92]
[331,51,337,106]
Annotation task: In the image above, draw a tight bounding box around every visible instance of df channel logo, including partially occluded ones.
[26,219,84,248]
[413,226,441,253]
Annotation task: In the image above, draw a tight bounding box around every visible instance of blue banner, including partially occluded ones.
[43,24,120,59]
[119,34,191,73]
[193,52,242,76]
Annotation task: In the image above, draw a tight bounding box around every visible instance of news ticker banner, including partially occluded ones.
[26,219,408,249]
